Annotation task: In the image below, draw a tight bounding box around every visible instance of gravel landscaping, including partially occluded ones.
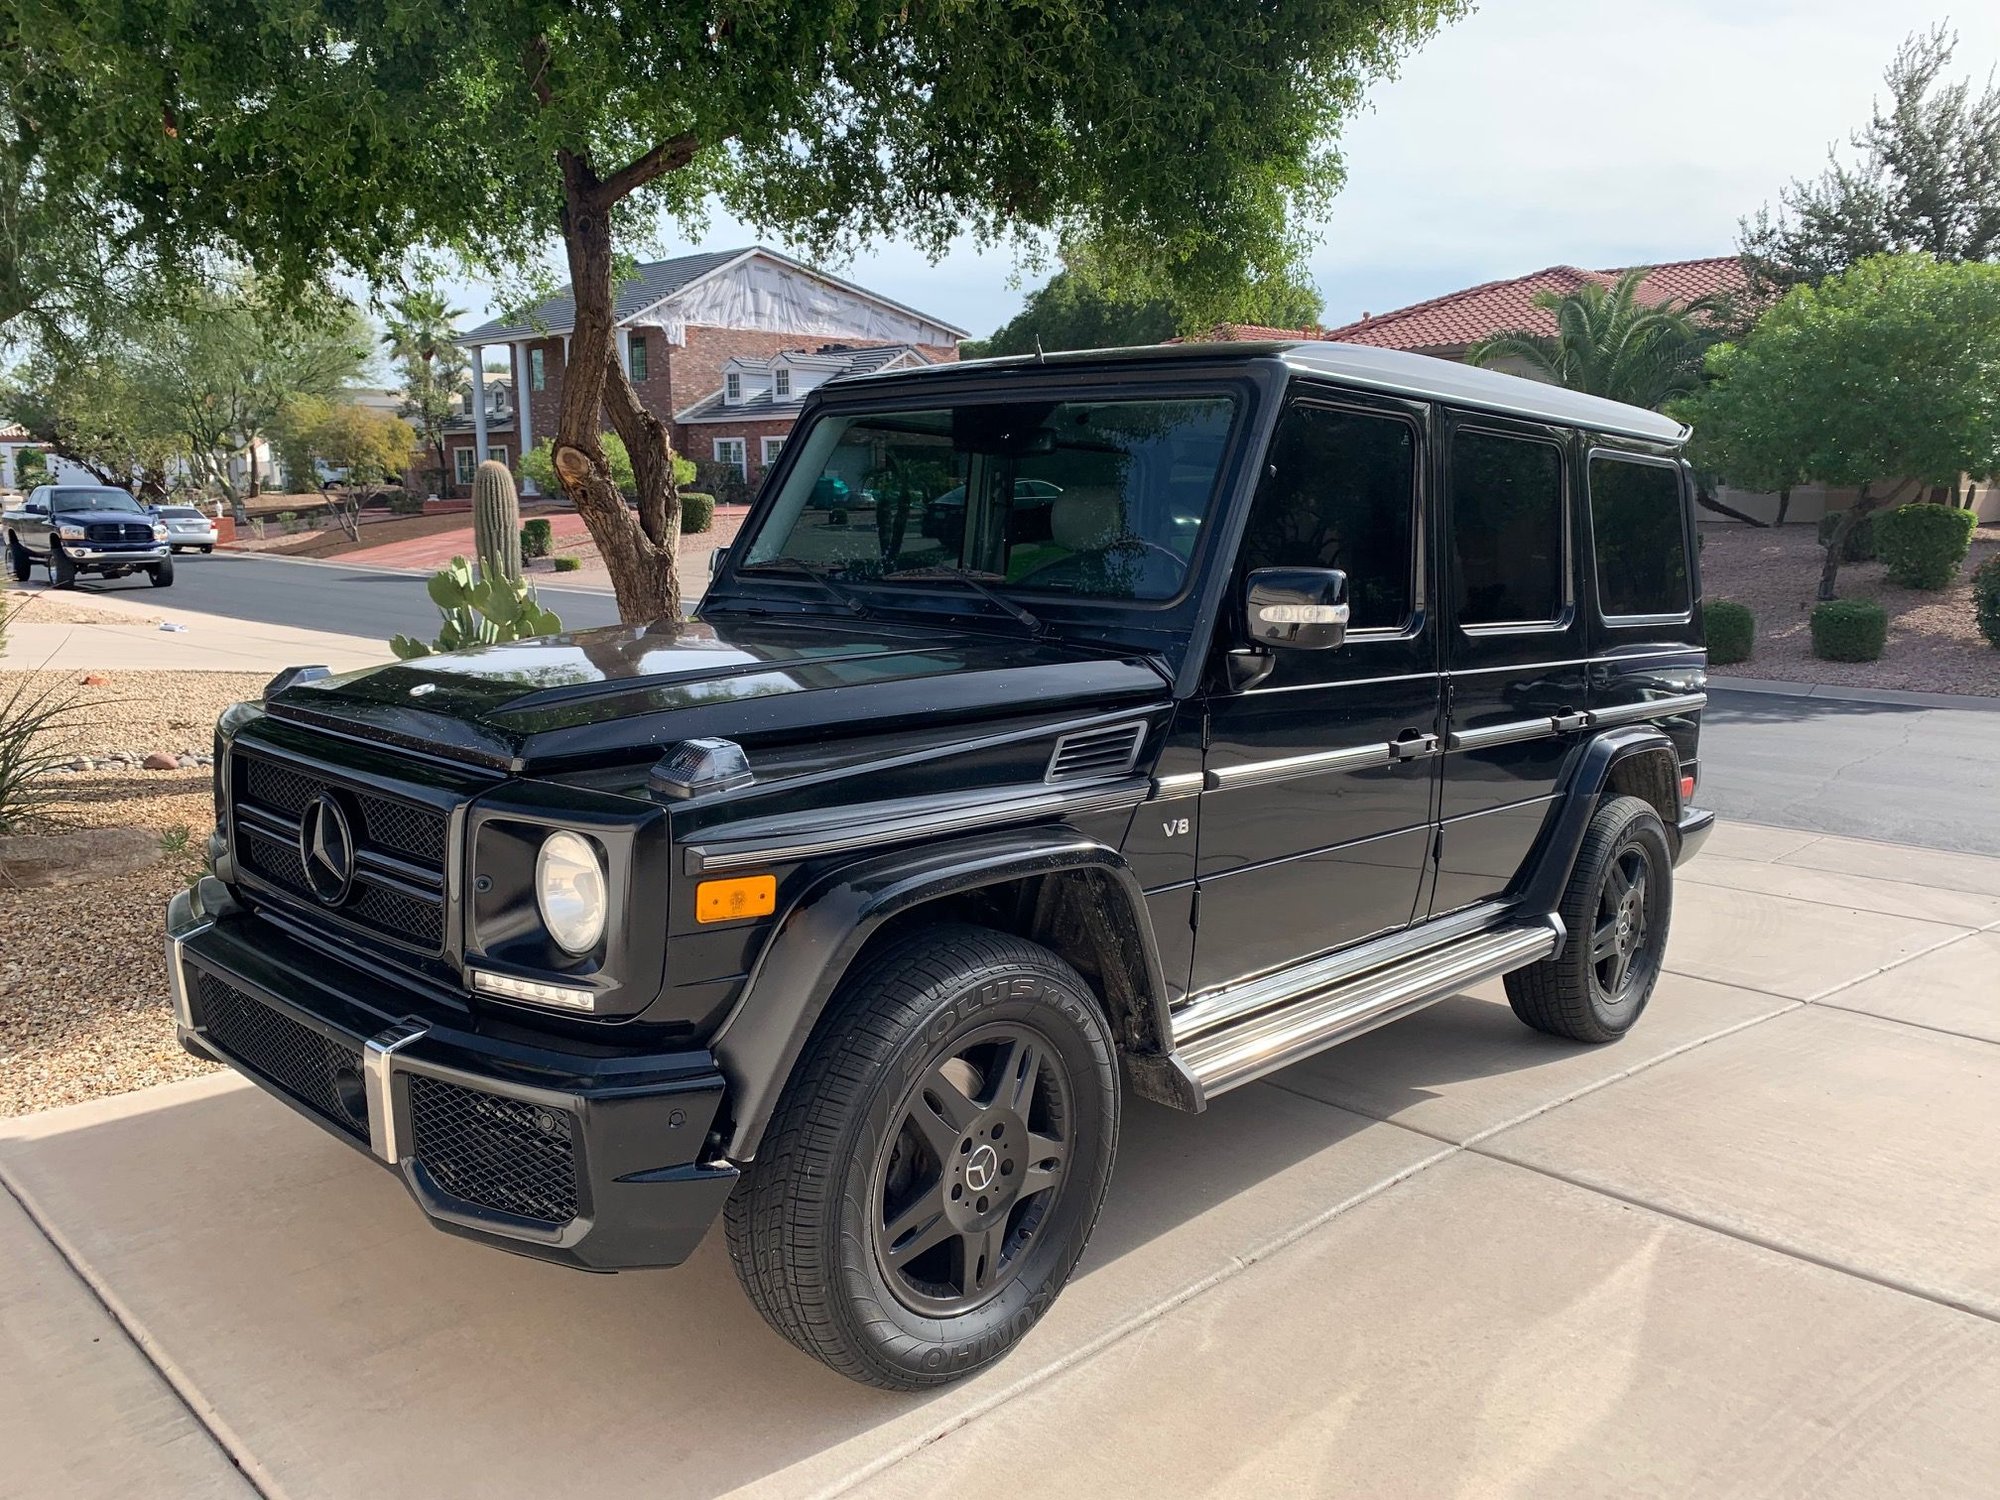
[0,670,264,1116]
[1699,521,2000,697]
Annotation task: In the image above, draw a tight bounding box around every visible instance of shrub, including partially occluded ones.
[1973,555,2000,650]
[389,557,563,658]
[679,491,715,534]
[1872,503,1977,590]
[276,510,300,533]
[1810,599,1888,661]
[388,490,426,516]
[1703,601,1755,665]
[520,518,553,559]
[1817,509,1877,562]
[0,672,85,833]
[551,555,582,573]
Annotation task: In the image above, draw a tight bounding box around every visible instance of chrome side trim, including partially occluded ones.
[1446,717,1556,752]
[1172,899,1512,1044]
[1179,919,1563,1096]
[164,924,211,1031]
[1588,692,1706,727]
[685,777,1150,873]
[363,1021,429,1165]
[1149,771,1205,800]
[1204,740,1393,791]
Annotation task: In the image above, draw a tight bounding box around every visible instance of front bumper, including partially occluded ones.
[166,880,737,1270]
[66,543,169,564]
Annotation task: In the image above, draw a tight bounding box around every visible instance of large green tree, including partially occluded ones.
[19,0,1465,622]
[1740,27,2000,297]
[1676,254,2000,599]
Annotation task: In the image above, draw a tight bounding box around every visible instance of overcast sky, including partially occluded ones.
[455,1,1999,348]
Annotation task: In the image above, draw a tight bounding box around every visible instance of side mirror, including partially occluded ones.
[708,546,730,578]
[1245,567,1349,651]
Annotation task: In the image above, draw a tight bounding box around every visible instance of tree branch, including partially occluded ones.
[524,37,553,108]
[596,133,702,205]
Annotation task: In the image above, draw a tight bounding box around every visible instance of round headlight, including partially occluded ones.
[536,830,607,955]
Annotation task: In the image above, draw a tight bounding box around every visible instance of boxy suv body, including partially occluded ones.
[168,342,1712,1387]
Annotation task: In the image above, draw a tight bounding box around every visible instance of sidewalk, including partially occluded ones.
[4,821,1998,1497]
[3,593,392,674]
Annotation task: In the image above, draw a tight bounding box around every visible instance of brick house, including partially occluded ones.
[423,377,519,498]
[455,246,965,496]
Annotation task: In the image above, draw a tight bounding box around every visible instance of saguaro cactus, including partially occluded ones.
[472,460,522,583]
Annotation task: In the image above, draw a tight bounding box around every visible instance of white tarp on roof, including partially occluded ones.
[655,254,959,347]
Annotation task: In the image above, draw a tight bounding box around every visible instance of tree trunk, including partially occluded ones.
[1774,487,1792,525]
[547,150,678,624]
[1693,479,1770,528]
[247,442,262,497]
[1816,480,1910,600]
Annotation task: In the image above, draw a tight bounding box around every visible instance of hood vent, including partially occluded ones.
[1046,722,1145,783]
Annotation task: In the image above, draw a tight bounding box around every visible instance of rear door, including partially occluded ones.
[1189,390,1441,993]
[1433,415,1589,914]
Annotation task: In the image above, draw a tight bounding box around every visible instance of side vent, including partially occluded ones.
[1046,722,1145,783]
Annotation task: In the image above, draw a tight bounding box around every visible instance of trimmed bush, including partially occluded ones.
[387,491,425,515]
[551,555,582,573]
[679,491,716,534]
[1810,599,1888,661]
[520,518,553,559]
[1703,601,1755,665]
[1973,555,2000,650]
[1872,503,1976,590]
[1817,509,1877,562]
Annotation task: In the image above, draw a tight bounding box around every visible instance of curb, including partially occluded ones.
[1708,676,2000,713]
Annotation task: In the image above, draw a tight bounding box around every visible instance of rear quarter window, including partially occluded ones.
[1588,454,1690,618]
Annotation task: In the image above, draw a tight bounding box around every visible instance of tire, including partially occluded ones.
[199,544,214,554]
[1505,795,1672,1043]
[726,923,1120,1389]
[148,556,175,587]
[6,534,30,582]
[51,545,76,588]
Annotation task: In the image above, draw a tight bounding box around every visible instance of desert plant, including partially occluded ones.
[1703,601,1755,664]
[1810,599,1889,661]
[520,518,554,559]
[389,557,562,658]
[388,491,426,515]
[552,555,581,572]
[0,674,86,833]
[1972,555,2000,649]
[679,492,715,534]
[277,509,299,533]
[472,460,522,582]
[1817,509,1877,562]
[1872,503,1977,589]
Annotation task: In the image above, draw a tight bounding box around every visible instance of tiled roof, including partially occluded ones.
[676,344,927,423]
[460,248,754,344]
[1318,257,1748,352]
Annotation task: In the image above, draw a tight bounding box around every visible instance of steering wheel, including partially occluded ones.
[1016,538,1187,596]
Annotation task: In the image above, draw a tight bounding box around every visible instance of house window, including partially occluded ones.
[714,438,747,477]
[628,336,648,382]
[529,347,545,391]
[761,436,786,467]
[774,368,791,399]
[487,446,508,466]
[725,372,742,402]
[454,448,475,486]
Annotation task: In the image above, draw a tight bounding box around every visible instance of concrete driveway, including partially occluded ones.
[6,820,2000,1499]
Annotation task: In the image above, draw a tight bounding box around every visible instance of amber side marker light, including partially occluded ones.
[697,874,777,924]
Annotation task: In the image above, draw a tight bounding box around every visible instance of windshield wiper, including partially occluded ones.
[733,558,870,618]
[884,567,1047,639]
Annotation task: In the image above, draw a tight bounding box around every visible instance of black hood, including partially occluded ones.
[264,615,1172,773]
[56,507,155,527]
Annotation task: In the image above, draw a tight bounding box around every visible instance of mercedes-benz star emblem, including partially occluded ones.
[298,792,357,905]
[965,1144,1000,1194]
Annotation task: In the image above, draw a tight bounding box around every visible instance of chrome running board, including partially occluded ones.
[1175,918,1564,1098]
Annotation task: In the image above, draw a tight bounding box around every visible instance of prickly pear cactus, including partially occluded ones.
[472,460,522,584]
[390,556,563,659]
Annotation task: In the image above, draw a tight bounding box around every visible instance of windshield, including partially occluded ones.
[51,488,142,515]
[739,396,1238,602]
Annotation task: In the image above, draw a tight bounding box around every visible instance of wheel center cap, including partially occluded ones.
[965,1143,1000,1194]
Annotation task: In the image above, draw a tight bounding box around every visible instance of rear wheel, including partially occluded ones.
[50,545,76,588]
[1505,795,1672,1043]
[726,924,1119,1388]
[6,534,30,581]
[147,556,175,587]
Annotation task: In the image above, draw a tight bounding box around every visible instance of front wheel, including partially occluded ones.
[50,545,76,588]
[1505,795,1672,1043]
[147,556,175,587]
[726,924,1119,1388]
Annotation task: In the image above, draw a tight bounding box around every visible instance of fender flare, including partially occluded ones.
[1517,726,1682,917]
[710,826,1178,1161]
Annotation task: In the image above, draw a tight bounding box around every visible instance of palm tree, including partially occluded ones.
[1467,269,1726,411]
[383,282,469,496]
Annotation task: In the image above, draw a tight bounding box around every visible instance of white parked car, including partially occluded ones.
[153,504,219,553]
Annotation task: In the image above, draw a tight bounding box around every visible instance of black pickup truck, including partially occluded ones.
[168,341,1710,1388]
[7,483,176,588]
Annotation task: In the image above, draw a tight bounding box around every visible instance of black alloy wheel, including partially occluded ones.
[1590,844,1654,1001]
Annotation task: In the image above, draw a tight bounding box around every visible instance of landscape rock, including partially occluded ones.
[79,672,110,687]
[0,826,160,888]
[142,751,179,770]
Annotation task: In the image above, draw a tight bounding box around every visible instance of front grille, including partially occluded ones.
[84,522,155,544]
[408,1075,580,1225]
[231,749,450,952]
[194,971,368,1141]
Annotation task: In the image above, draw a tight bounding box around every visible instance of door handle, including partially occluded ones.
[1390,731,1440,760]
[1551,710,1589,732]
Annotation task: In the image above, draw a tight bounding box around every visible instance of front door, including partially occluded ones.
[1189,392,1440,994]
[1433,416,1590,914]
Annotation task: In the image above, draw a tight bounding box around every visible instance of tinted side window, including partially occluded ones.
[1590,455,1689,617]
[1240,405,1417,632]
[1450,431,1564,626]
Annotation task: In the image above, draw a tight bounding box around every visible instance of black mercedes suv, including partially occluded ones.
[167,342,1711,1388]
